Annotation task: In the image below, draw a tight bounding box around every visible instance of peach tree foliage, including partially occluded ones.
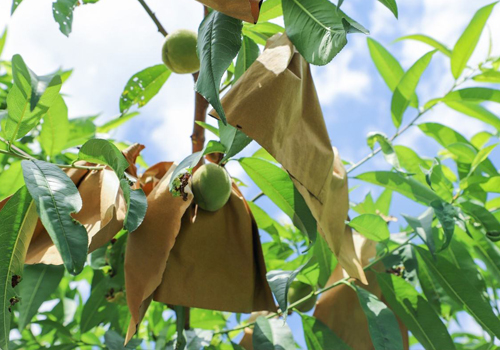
[0,0,500,349]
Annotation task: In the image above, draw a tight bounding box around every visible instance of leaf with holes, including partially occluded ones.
[52,0,79,36]
[119,65,171,113]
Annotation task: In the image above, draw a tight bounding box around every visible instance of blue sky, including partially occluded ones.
[1,0,500,348]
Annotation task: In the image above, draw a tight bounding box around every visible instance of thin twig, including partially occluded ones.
[214,233,417,335]
[0,148,105,171]
[136,0,168,36]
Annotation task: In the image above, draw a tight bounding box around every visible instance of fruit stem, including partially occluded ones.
[136,0,168,37]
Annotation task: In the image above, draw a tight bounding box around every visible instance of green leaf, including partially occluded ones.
[348,214,390,241]
[451,2,497,79]
[196,11,242,125]
[39,95,69,157]
[64,116,97,149]
[17,264,65,329]
[3,56,62,142]
[242,22,284,46]
[119,65,171,113]
[259,0,282,22]
[124,188,147,233]
[444,87,500,104]
[78,139,129,176]
[377,0,398,18]
[367,38,418,108]
[218,121,252,162]
[283,0,367,66]
[366,132,403,171]
[0,186,37,350]
[354,285,404,350]
[167,141,226,192]
[391,50,435,127]
[247,201,292,243]
[0,29,7,58]
[0,161,24,202]
[470,143,498,174]
[104,329,141,349]
[402,208,435,256]
[356,171,441,205]
[458,199,500,241]
[239,157,317,244]
[377,273,455,350]
[418,122,497,175]
[194,121,219,137]
[11,0,23,15]
[97,112,139,133]
[235,36,259,82]
[313,235,337,287]
[473,70,500,83]
[430,200,457,250]
[416,246,500,338]
[52,0,79,37]
[394,34,451,57]
[266,262,309,317]
[21,160,88,275]
[252,317,295,350]
[300,313,350,350]
[445,101,500,132]
[80,274,110,332]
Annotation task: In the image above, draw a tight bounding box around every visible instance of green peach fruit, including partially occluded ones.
[161,29,200,74]
[192,163,232,212]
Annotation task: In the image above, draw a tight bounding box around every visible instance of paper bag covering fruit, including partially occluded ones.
[23,144,140,265]
[195,0,262,23]
[124,161,275,343]
[209,33,366,283]
[313,228,409,350]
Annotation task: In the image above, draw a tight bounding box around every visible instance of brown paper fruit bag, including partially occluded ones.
[153,183,276,313]
[195,0,262,23]
[125,161,275,342]
[24,142,143,265]
[314,229,409,350]
[210,33,365,282]
[25,166,127,265]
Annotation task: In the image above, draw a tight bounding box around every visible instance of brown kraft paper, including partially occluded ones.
[313,230,409,350]
[195,0,262,23]
[209,33,365,282]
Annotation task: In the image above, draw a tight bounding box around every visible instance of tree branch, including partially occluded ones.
[136,0,168,37]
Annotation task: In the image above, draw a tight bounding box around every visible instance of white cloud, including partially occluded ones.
[312,37,372,108]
